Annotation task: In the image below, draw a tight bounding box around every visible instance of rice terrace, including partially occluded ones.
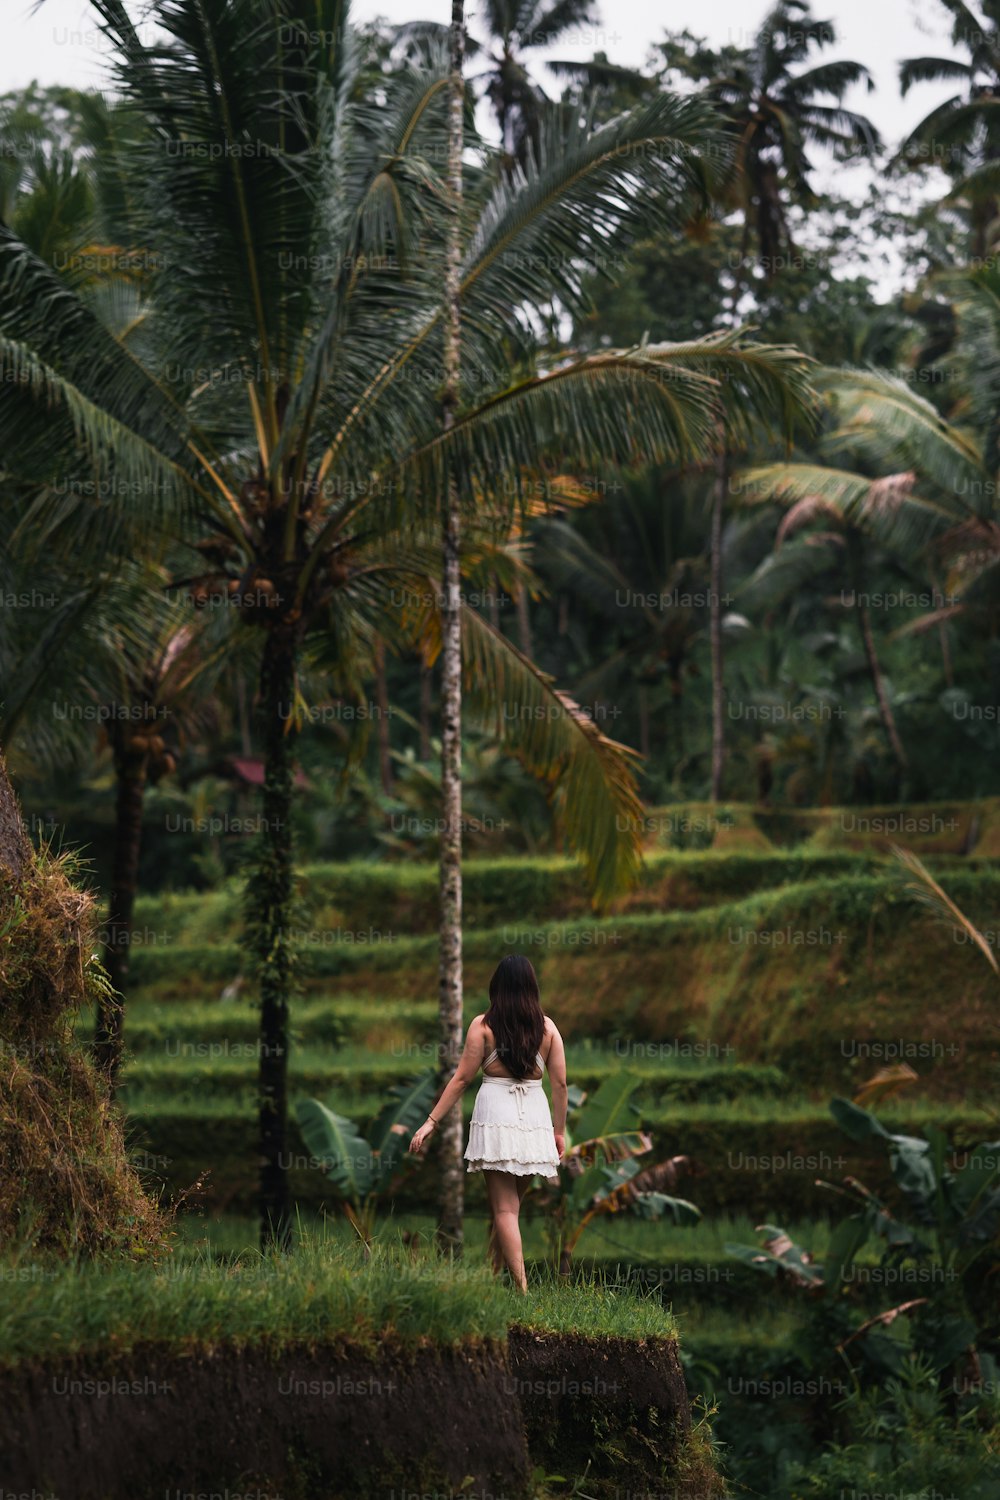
[3,0,1000,1496]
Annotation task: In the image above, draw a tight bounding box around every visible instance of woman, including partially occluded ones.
[409,954,567,1291]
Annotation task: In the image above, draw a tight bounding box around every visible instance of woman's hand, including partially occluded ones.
[554,1131,566,1159]
[409,1118,437,1155]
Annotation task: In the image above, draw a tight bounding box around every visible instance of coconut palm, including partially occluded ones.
[657,3,879,800]
[0,539,232,1086]
[533,474,715,773]
[437,0,467,1250]
[899,0,1000,258]
[734,364,1000,782]
[697,0,880,274]
[397,0,647,167]
[0,0,814,1248]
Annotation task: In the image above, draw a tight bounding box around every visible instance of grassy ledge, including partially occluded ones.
[0,1239,677,1367]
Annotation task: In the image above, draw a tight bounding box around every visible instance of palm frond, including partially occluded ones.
[899,56,973,96]
[378,336,816,522]
[824,368,986,509]
[461,609,643,906]
[733,461,954,554]
[892,844,999,976]
[0,334,198,545]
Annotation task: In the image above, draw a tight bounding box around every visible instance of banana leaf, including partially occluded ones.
[631,1191,701,1225]
[572,1070,642,1145]
[294,1097,374,1200]
[367,1071,438,1189]
[821,1214,871,1293]
[950,1140,1000,1216]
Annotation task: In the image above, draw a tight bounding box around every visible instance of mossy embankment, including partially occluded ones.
[0,1249,710,1499]
[0,751,163,1256]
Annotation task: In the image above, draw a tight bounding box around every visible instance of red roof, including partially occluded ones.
[225,756,312,790]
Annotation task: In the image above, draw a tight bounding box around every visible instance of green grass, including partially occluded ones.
[0,1239,504,1363]
[514,1278,676,1340]
[129,846,894,947]
[113,1040,786,1111]
[119,867,1000,1103]
[0,1234,676,1365]
[124,1089,999,1130]
[167,1207,906,1274]
[675,1301,806,1351]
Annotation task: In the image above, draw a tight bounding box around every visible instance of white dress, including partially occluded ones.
[464,1048,561,1180]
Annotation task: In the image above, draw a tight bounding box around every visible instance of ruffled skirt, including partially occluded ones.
[465,1076,560,1180]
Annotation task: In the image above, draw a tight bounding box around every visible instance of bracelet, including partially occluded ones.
[427,1115,439,1128]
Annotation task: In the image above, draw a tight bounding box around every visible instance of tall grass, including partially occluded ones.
[0,1230,680,1365]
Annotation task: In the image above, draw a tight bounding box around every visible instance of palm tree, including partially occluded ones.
[656,2,878,801]
[477,0,598,162]
[0,0,814,1249]
[89,592,228,1083]
[534,474,714,773]
[699,0,880,275]
[899,0,1000,259]
[734,364,1000,784]
[0,543,230,1086]
[398,0,646,167]
[437,0,468,1251]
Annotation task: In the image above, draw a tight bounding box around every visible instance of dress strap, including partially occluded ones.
[483,1046,545,1073]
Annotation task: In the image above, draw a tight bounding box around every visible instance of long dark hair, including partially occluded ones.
[484,954,545,1078]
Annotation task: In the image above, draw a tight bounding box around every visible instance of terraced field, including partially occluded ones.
[81,801,999,1495]
[110,802,1000,1230]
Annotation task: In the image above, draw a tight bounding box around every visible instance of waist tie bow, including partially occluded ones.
[507,1080,529,1119]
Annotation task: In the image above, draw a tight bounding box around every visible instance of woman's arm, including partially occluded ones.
[409,1016,485,1154]
[546,1023,568,1156]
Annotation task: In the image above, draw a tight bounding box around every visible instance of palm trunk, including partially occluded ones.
[0,748,31,882]
[94,741,147,1087]
[932,572,954,688]
[858,601,908,775]
[706,212,751,802]
[849,539,906,777]
[373,636,393,794]
[709,442,727,800]
[251,623,299,1252]
[437,0,466,1252]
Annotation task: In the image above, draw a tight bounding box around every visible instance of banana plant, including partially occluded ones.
[727,1094,1000,1389]
[540,1071,700,1273]
[294,1072,438,1247]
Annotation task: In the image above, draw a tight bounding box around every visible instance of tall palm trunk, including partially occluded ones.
[709,441,727,800]
[857,602,908,776]
[849,540,907,779]
[707,218,751,802]
[437,0,466,1251]
[94,736,147,1086]
[251,621,299,1251]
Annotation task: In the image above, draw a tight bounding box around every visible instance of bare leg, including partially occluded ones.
[484,1170,527,1291]
[486,1213,503,1275]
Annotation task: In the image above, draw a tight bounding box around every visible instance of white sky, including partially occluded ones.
[5,0,964,144]
[3,0,971,291]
